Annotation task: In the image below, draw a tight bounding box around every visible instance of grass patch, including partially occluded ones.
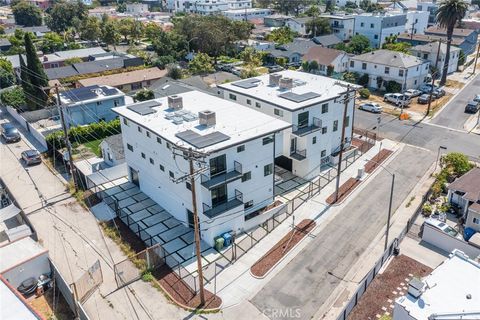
[406,196,416,208]
[83,139,102,157]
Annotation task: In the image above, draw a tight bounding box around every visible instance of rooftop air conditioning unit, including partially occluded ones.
[269,73,282,86]
[407,278,425,299]
[279,77,293,90]
[198,110,216,126]
[168,95,183,110]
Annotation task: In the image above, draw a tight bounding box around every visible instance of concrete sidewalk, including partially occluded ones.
[205,138,403,310]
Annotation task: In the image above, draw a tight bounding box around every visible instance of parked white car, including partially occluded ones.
[383,93,411,107]
[404,89,422,98]
[359,103,382,113]
[423,218,462,239]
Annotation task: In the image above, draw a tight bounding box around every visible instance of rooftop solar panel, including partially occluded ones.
[232,79,261,89]
[127,100,161,115]
[279,91,321,103]
[176,130,230,149]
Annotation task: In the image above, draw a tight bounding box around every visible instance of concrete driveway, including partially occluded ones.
[250,145,434,320]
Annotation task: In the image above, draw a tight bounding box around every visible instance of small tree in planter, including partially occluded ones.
[326,65,334,76]
[422,203,433,217]
[359,88,370,99]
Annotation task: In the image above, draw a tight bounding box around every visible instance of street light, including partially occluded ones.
[435,146,447,172]
[364,159,395,251]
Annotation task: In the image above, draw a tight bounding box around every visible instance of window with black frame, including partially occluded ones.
[209,154,227,177]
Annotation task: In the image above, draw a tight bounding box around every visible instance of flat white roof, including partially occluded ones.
[113,90,291,152]
[0,237,47,273]
[396,250,480,319]
[219,70,355,111]
[0,277,42,320]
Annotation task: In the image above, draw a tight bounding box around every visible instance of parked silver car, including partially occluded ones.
[21,149,42,166]
[359,103,382,113]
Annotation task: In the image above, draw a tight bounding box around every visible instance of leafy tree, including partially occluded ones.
[46,0,88,33]
[359,88,370,98]
[302,60,309,71]
[167,65,182,79]
[101,20,120,50]
[145,22,163,41]
[152,29,187,62]
[240,47,263,67]
[305,5,321,16]
[325,0,334,12]
[0,86,26,109]
[309,60,319,71]
[116,2,126,13]
[306,16,331,37]
[39,32,65,53]
[12,1,42,27]
[79,16,101,42]
[436,0,468,85]
[266,26,295,45]
[336,35,371,54]
[327,65,334,76]
[0,59,15,88]
[382,42,412,53]
[343,71,359,83]
[345,1,358,8]
[154,55,175,69]
[64,57,83,65]
[358,73,369,86]
[189,52,214,75]
[22,33,49,110]
[385,80,402,93]
[273,0,311,15]
[118,18,134,43]
[134,89,155,101]
[359,0,383,12]
[440,152,473,177]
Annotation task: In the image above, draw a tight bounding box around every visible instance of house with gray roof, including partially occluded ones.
[410,42,460,74]
[348,49,430,90]
[447,168,480,232]
[264,38,320,64]
[100,134,125,167]
[285,17,312,36]
[312,34,343,48]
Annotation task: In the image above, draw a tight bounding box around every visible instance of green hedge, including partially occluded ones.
[46,119,121,152]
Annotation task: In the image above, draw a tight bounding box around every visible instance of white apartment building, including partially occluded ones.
[113,91,290,245]
[126,3,150,14]
[393,250,480,320]
[416,1,438,25]
[222,8,271,21]
[218,70,356,180]
[285,17,311,36]
[320,14,356,41]
[354,13,407,48]
[168,0,251,14]
[348,50,430,90]
[410,42,460,74]
[405,11,429,35]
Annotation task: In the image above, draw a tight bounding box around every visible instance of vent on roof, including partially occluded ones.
[168,95,183,110]
[269,73,282,86]
[199,110,216,127]
[127,100,161,115]
[279,77,293,90]
[232,79,261,89]
[407,278,425,299]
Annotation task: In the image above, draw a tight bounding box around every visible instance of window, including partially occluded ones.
[123,118,129,126]
[322,127,327,134]
[362,63,367,70]
[237,145,245,153]
[255,102,261,108]
[350,61,354,68]
[114,99,120,107]
[345,116,350,127]
[321,150,326,157]
[297,111,309,128]
[384,67,390,74]
[244,200,253,209]
[138,126,142,133]
[169,171,174,178]
[312,136,317,144]
[423,53,428,59]
[241,171,251,182]
[146,131,151,138]
[229,93,237,101]
[209,154,227,177]
[414,80,417,85]
[127,144,133,151]
[374,34,378,39]
[333,120,338,132]
[399,69,404,77]
[141,152,146,159]
[474,217,480,225]
[131,82,142,90]
[96,101,102,105]
[166,142,171,150]
[159,164,164,171]
[246,99,251,105]
[263,136,274,145]
[186,182,191,190]
[264,163,273,176]
[274,108,283,117]
[322,103,328,114]
[360,22,364,27]
[157,137,162,144]
[149,158,154,164]
[370,23,374,28]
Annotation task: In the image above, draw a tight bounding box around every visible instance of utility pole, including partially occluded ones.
[410,19,417,41]
[427,39,442,117]
[334,83,355,203]
[384,173,395,251]
[55,84,77,192]
[473,42,480,75]
[172,146,209,305]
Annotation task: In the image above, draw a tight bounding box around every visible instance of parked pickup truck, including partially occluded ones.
[383,93,411,107]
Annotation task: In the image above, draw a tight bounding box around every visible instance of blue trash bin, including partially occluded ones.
[223,232,232,246]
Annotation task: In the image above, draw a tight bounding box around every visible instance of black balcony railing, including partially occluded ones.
[292,117,322,136]
[331,23,345,28]
[202,189,243,218]
[201,160,243,189]
[290,148,307,161]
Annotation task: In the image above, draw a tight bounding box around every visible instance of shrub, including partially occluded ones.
[0,86,26,109]
[327,65,334,76]
[359,88,370,98]
[357,73,370,87]
[422,203,433,216]
[385,80,402,93]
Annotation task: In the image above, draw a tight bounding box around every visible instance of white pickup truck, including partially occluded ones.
[383,93,411,107]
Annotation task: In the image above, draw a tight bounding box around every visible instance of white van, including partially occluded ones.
[423,218,461,239]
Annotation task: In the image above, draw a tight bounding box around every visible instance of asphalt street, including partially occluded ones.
[430,72,480,130]
[251,145,434,320]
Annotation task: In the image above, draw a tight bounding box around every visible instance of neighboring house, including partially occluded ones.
[410,42,460,74]
[397,32,466,51]
[0,275,46,320]
[27,0,51,10]
[126,3,149,14]
[149,77,198,98]
[218,70,357,179]
[447,168,480,231]
[354,13,407,48]
[264,38,320,63]
[40,47,107,69]
[393,249,480,320]
[113,91,290,245]
[424,26,478,55]
[0,38,11,52]
[4,25,50,38]
[100,134,125,167]
[404,10,429,35]
[263,14,290,27]
[285,17,311,36]
[303,47,349,75]
[335,0,376,6]
[76,67,167,92]
[312,34,343,48]
[57,85,126,127]
[235,39,275,51]
[416,1,438,25]
[222,8,272,21]
[168,0,252,14]
[348,49,430,90]
[320,14,356,41]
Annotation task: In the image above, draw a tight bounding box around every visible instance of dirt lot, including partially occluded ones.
[347,254,432,320]
[29,287,74,320]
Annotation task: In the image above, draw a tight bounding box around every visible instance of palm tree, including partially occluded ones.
[436,0,467,85]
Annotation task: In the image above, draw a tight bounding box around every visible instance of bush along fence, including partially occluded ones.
[45,118,121,153]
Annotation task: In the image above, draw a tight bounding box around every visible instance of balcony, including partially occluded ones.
[292,117,322,137]
[290,149,307,161]
[331,24,345,28]
[202,190,243,218]
[201,161,243,189]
